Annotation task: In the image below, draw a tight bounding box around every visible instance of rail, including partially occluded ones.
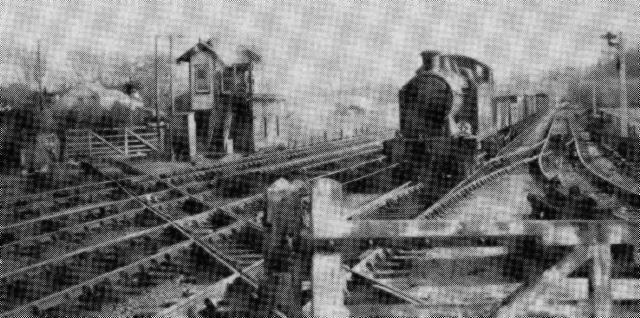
[79,164,284,316]
[157,260,264,316]
[2,230,218,316]
[495,112,543,156]
[344,116,549,221]
[165,129,393,178]
[1,131,389,207]
[450,108,553,195]
[452,141,543,195]
[309,156,388,181]
[537,116,567,181]
[341,163,398,186]
[345,182,415,220]
[416,155,539,220]
[496,103,554,157]
[86,161,262,281]
[80,141,383,315]
[414,112,557,220]
[568,117,639,199]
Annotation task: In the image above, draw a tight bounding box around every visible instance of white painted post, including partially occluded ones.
[313,252,350,318]
[590,223,612,318]
[124,128,129,156]
[87,130,92,157]
[312,178,344,235]
[186,112,197,160]
[311,178,349,318]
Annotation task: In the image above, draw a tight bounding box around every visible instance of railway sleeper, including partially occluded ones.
[3,231,240,317]
[0,225,189,312]
[1,186,213,257]
[2,199,140,242]
[1,208,169,273]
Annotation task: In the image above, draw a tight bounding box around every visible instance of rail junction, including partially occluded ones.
[1,98,639,317]
[1,131,398,317]
[312,102,639,318]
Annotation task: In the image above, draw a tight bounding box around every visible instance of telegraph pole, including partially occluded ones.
[601,31,628,137]
[37,40,42,111]
[154,35,163,150]
[169,35,175,162]
[618,32,628,138]
[592,60,600,114]
[592,83,597,114]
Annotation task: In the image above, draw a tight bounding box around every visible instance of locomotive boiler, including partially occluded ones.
[384,50,548,199]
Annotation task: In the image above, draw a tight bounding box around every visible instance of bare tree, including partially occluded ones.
[17,47,47,90]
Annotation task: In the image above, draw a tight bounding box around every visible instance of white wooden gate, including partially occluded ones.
[64,126,161,160]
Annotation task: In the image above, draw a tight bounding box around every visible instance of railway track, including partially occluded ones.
[417,156,539,221]
[0,143,383,275]
[537,116,572,181]
[565,115,640,221]
[335,110,639,316]
[417,109,636,222]
[568,116,639,198]
[322,111,561,314]
[532,113,624,220]
[344,106,556,222]
[356,141,544,222]
[0,132,392,225]
[495,104,554,157]
[0,136,385,244]
[1,137,390,317]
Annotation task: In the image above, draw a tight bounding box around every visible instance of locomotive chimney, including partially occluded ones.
[421,50,441,71]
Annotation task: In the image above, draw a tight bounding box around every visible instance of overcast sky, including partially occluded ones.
[0,0,638,94]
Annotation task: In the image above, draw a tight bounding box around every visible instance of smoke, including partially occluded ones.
[203,37,262,65]
[238,46,262,64]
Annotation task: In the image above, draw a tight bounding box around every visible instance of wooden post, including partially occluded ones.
[312,178,344,237]
[313,252,350,318]
[159,125,165,151]
[87,130,92,157]
[618,32,628,138]
[311,178,348,317]
[590,223,612,318]
[187,112,197,160]
[259,178,306,318]
[124,128,129,156]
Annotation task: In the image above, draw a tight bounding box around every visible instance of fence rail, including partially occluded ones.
[63,126,161,160]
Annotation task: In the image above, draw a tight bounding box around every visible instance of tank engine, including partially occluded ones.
[384,50,548,199]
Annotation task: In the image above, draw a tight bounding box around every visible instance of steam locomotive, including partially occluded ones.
[384,50,549,198]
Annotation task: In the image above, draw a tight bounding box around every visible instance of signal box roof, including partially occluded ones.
[176,41,218,63]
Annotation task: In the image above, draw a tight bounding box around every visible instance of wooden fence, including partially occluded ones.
[63,126,161,160]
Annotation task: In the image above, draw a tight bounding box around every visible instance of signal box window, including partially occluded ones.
[264,117,268,138]
[194,64,209,93]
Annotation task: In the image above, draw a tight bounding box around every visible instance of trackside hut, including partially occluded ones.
[176,40,287,155]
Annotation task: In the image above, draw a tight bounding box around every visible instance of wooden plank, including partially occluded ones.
[126,128,159,152]
[87,130,126,155]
